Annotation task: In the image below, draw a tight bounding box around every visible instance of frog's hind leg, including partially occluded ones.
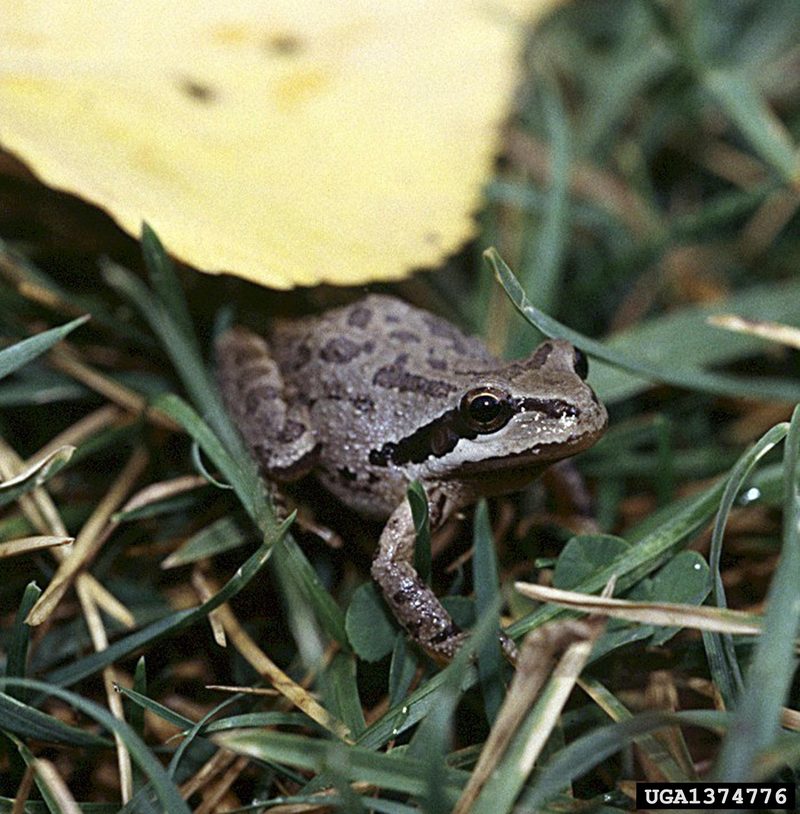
[371,491,518,664]
[215,327,319,482]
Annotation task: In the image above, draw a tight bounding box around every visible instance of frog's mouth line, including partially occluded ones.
[453,429,606,476]
[368,396,603,469]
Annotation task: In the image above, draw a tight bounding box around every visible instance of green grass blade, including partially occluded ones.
[153,393,269,531]
[0,316,89,382]
[202,712,320,734]
[130,657,147,793]
[45,516,292,687]
[703,69,798,184]
[472,499,504,723]
[485,248,800,403]
[213,728,466,802]
[101,259,245,462]
[117,685,193,730]
[527,709,729,809]
[518,76,571,317]
[702,426,787,707]
[714,405,800,780]
[0,678,190,814]
[167,694,239,779]
[581,677,691,781]
[323,652,367,738]
[160,516,247,568]
[5,581,41,702]
[140,223,200,356]
[388,635,418,708]
[408,481,431,583]
[273,533,349,648]
[0,691,110,747]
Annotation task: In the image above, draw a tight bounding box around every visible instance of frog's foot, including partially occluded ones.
[215,326,319,482]
[428,628,518,665]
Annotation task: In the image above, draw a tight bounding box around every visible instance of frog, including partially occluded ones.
[215,294,607,663]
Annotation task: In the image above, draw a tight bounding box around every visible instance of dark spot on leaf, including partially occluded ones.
[179,78,218,104]
[264,33,304,56]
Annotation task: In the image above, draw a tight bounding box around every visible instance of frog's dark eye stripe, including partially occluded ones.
[370,387,513,466]
[368,388,583,467]
[369,407,467,466]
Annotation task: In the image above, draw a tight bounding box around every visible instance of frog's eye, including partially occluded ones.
[460,387,512,432]
[573,348,589,380]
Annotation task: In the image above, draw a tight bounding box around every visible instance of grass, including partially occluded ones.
[1,0,799,810]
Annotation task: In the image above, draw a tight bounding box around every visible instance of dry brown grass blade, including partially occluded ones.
[26,446,149,625]
[30,758,82,814]
[179,748,239,800]
[739,188,800,259]
[0,444,74,489]
[80,577,137,629]
[193,754,249,814]
[0,434,135,626]
[453,585,611,814]
[49,344,180,431]
[515,581,762,635]
[707,314,800,350]
[205,685,279,697]
[516,621,603,772]
[0,435,69,536]
[644,671,696,779]
[76,579,133,804]
[0,249,87,318]
[192,568,227,646]
[11,764,35,814]
[33,404,127,460]
[0,535,72,558]
[121,474,208,516]
[212,601,352,742]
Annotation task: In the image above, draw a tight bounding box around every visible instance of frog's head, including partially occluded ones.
[376,339,607,489]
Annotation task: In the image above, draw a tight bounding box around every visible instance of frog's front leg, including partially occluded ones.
[371,490,518,663]
[215,327,319,483]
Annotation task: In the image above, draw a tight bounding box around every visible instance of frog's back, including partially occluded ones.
[269,295,495,398]
[268,295,496,516]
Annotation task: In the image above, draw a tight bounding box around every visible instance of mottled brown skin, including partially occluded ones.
[216,294,607,662]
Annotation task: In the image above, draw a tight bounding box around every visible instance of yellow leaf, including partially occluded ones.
[0,0,562,288]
